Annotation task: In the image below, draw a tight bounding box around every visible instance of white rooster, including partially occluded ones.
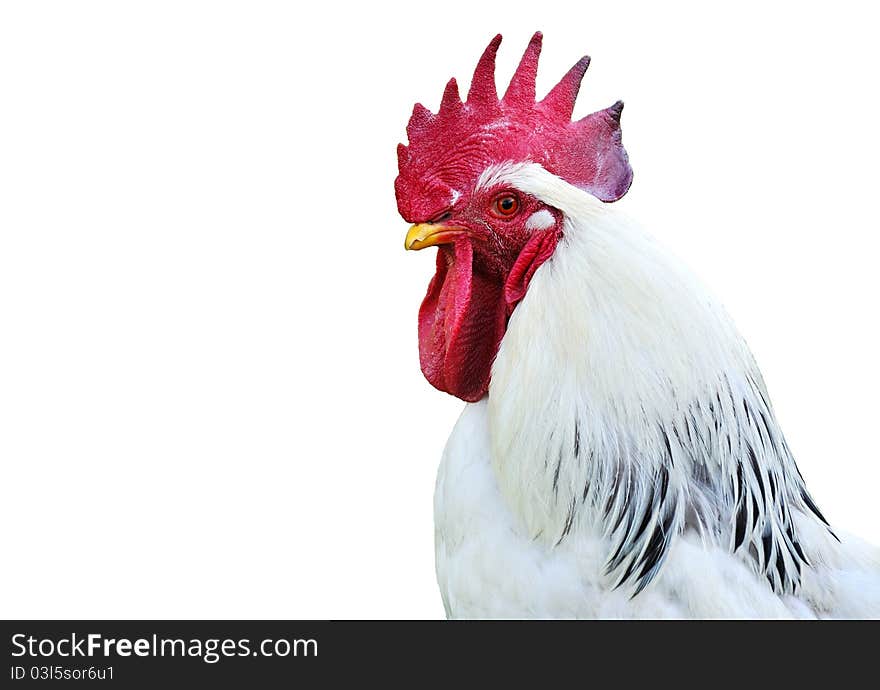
[396,32,880,618]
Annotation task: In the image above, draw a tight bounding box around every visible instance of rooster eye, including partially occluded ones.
[491,194,519,218]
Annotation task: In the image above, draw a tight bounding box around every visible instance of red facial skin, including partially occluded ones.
[397,32,632,402]
[416,188,562,402]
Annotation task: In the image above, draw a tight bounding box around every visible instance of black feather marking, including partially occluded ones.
[761,531,773,569]
[552,453,562,495]
[742,398,754,427]
[574,420,581,459]
[734,507,747,551]
[603,470,620,518]
[742,399,767,451]
[606,480,653,574]
[613,553,641,591]
[657,466,670,504]
[555,499,577,546]
[637,524,668,583]
[607,468,671,582]
[630,494,655,546]
[758,409,778,454]
[661,506,677,535]
[581,451,594,504]
[604,466,632,530]
[631,509,678,597]
[644,509,676,574]
[801,490,829,526]
[660,428,674,467]
[784,523,810,570]
[689,409,711,458]
[610,491,632,535]
[671,423,685,451]
[748,445,766,503]
[724,376,738,412]
[792,538,808,565]
[774,548,786,586]
[733,463,748,550]
[606,506,638,571]
[681,415,693,446]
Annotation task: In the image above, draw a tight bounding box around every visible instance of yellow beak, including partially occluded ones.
[404,223,468,251]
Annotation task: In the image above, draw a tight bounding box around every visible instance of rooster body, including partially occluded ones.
[397,34,880,618]
[433,166,880,617]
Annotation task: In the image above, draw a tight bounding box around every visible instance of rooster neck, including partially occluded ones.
[483,165,832,595]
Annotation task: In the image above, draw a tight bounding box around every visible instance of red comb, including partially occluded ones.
[395,32,633,223]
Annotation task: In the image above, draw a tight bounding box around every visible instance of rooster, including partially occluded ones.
[396,32,880,618]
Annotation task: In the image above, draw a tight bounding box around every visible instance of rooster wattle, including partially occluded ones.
[396,32,880,618]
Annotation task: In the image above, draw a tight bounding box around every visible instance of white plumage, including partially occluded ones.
[433,162,880,618]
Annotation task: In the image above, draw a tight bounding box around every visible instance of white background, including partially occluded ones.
[1,1,878,619]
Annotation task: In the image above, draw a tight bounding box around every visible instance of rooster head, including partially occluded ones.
[396,32,632,402]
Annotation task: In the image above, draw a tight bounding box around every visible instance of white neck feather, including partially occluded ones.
[485,163,830,594]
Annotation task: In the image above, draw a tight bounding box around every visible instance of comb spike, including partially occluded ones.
[439,77,462,114]
[541,55,590,120]
[503,31,542,106]
[575,100,624,128]
[607,99,624,123]
[468,34,502,106]
[406,103,433,138]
